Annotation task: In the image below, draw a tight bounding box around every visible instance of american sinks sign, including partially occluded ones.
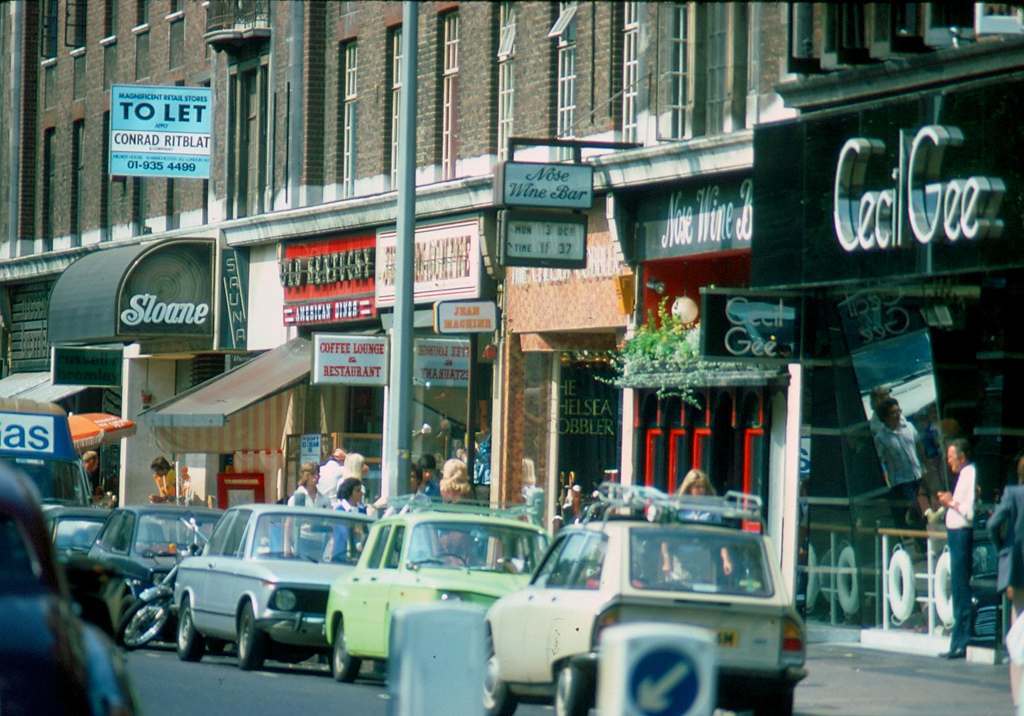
[495,162,594,209]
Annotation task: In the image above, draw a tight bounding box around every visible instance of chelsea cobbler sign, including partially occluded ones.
[834,124,1005,252]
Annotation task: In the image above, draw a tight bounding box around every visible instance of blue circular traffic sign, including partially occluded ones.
[629,647,700,716]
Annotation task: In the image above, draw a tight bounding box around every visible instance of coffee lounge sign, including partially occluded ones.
[637,174,753,261]
[834,124,1005,253]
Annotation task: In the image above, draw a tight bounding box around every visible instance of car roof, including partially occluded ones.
[0,398,67,417]
[116,505,223,518]
[380,509,545,533]
[42,505,111,520]
[229,503,375,522]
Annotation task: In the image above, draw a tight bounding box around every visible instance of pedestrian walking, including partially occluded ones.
[289,462,329,508]
[938,438,976,659]
[988,452,1024,705]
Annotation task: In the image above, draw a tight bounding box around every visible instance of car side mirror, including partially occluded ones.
[189,543,202,556]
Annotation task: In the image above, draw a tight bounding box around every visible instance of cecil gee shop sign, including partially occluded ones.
[312,334,388,386]
[110,85,213,178]
[700,290,801,363]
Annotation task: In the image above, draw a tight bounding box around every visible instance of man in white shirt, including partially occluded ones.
[289,462,330,509]
[317,448,346,505]
[938,438,976,659]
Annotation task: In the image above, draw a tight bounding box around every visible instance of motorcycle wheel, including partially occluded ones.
[119,599,170,650]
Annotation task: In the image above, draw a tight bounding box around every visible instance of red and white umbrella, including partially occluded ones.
[69,413,137,452]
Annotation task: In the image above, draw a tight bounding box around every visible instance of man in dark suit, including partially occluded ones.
[988,451,1024,707]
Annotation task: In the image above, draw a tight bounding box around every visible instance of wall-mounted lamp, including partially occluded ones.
[672,296,700,325]
[645,278,666,294]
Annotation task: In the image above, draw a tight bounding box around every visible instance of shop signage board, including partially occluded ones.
[299,433,323,466]
[499,210,587,269]
[414,338,470,388]
[699,289,801,364]
[752,79,1024,288]
[110,84,213,178]
[636,174,753,261]
[312,334,388,386]
[52,346,123,387]
[218,247,248,350]
[495,161,594,209]
[376,218,481,308]
[9,281,53,373]
[434,300,498,334]
[280,234,376,326]
[117,241,214,337]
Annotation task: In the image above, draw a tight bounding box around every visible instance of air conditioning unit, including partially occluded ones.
[975,2,1024,34]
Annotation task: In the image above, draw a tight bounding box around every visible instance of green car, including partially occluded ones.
[325,507,549,682]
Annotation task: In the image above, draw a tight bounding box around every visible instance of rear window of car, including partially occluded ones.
[54,518,105,553]
[629,527,773,598]
[0,515,39,586]
[133,512,219,556]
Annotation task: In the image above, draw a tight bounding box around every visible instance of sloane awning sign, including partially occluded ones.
[110,84,213,179]
[495,162,594,209]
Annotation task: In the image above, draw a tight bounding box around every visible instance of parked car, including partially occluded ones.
[325,506,549,683]
[43,505,111,563]
[174,504,374,670]
[65,504,221,640]
[0,462,137,714]
[484,488,806,716]
[0,398,92,506]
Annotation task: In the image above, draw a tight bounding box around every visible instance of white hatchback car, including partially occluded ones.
[484,489,806,716]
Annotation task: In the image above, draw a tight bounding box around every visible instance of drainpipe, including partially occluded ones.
[7,2,23,258]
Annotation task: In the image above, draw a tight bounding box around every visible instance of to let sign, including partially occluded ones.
[496,162,594,209]
[110,84,213,179]
[312,334,388,386]
[434,300,497,333]
[52,347,123,387]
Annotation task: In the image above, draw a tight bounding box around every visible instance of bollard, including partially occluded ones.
[388,603,486,716]
[597,623,717,716]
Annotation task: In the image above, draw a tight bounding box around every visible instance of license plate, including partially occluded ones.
[717,629,739,648]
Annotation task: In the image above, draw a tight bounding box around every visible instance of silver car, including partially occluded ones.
[174,503,372,670]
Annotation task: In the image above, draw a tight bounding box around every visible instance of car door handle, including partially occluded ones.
[208,562,215,569]
[549,596,558,603]
[352,577,359,583]
[369,576,378,582]
[527,594,535,601]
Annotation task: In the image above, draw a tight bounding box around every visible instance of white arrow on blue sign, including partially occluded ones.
[630,647,700,716]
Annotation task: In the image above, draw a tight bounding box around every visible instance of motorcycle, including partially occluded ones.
[117,517,206,650]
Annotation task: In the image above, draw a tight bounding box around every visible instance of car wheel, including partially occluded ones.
[331,619,362,683]
[554,662,593,716]
[754,688,794,716]
[176,597,205,662]
[483,639,518,716]
[237,601,268,671]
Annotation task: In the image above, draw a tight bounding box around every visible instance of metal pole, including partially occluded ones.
[385,1,418,500]
[465,336,477,491]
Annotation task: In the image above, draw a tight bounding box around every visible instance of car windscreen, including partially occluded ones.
[133,512,219,556]
[252,513,370,565]
[407,522,548,574]
[0,457,88,505]
[0,515,40,588]
[54,518,105,553]
[629,527,774,598]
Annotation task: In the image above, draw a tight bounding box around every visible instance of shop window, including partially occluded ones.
[386,27,401,189]
[710,391,737,493]
[440,12,459,180]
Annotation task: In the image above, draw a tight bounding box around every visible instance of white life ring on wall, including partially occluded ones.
[934,549,954,627]
[806,543,820,611]
[887,547,916,624]
[837,544,860,616]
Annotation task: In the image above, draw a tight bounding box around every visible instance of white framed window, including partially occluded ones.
[705,3,728,135]
[621,2,639,143]
[668,2,688,139]
[497,2,515,160]
[341,42,358,197]
[442,13,459,180]
[389,28,401,189]
[554,2,577,159]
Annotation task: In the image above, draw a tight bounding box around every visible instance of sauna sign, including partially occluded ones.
[110,84,213,178]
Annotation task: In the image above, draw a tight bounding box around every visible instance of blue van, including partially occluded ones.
[0,399,91,506]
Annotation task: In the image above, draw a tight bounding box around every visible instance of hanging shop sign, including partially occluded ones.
[376,218,481,308]
[434,300,498,334]
[311,334,388,386]
[498,210,587,269]
[752,79,1024,288]
[636,174,753,261]
[8,282,53,373]
[117,242,213,337]
[279,235,376,326]
[52,346,122,387]
[495,162,594,209]
[109,84,213,179]
[700,289,801,363]
[414,338,470,388]
[218,247,248,350]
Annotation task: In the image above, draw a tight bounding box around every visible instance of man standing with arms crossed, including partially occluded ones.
[938,438,976,659]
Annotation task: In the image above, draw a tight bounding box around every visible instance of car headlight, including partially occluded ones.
[274,589,298,611]
[439,591,463,602]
